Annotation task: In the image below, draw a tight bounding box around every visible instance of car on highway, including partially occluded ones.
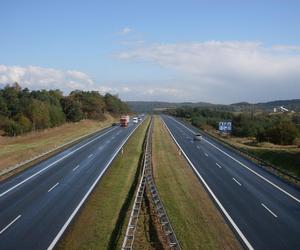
[194,134,203,141]
[133,117,138,123]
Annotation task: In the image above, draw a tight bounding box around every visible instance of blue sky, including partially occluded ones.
[1,0,300,103]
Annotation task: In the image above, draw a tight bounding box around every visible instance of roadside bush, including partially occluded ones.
[266,117,299,145]
[16,114,32,133]
[3,119,22,136]
[191,116,206,128]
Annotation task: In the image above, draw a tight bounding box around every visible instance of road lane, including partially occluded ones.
[162,115,300,249]
[0,119,144,250]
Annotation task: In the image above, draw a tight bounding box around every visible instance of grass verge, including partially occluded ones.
[203,128,300,178]
[57,117,150,250]
[0,114,115,177]
[246,148,300,177]
[152,116,241,250]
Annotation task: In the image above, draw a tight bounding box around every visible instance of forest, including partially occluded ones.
[167,106,300,145]
[0,83,130,136]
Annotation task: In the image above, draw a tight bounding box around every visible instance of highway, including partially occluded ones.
[161,115,300,250]
[0,120,143,250]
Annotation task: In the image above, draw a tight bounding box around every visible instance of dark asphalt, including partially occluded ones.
[0,120,143,250]
[162,115,300,250]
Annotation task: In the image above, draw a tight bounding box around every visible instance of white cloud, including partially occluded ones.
[0,65,95,93]
[118,27,132,35]
[115,41,300,103]
[0,65,144,100]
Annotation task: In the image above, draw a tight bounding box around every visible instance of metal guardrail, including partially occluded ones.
[121,120,150,250]
[122,118,181,250]
[144,121,181,250]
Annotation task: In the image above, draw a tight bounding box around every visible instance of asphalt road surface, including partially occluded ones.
[0,120,143,250]
[162,115,300,250]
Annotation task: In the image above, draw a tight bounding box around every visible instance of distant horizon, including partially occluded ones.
[1,82,300,106]
[1,82,299,106]
[126,98,300,106]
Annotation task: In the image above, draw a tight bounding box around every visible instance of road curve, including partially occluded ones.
[161,115,300,250]
[0,120,144,250]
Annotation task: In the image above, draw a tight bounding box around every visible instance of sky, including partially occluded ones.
[1,0,300,104]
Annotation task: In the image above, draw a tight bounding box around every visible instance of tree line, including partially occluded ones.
[167,106,300,145]
[0,83,130,136]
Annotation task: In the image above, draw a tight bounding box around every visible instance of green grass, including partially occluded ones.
[57,117,150,250]
[249,148,300,177]
[0,115,116,172]
[203,128,300,179]
[152,116,241,250]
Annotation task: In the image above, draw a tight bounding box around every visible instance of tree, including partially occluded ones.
[49,105,66,127]
[265,117,298,145]
[16,114,32,133]
[26,99,50,130]
[70,90,105,119]
[3,119,22,136]
[1,84,21,117]
[61,97,84,122]
[0,84,130,136]
[0,95,8,116]
[104,93,130,114]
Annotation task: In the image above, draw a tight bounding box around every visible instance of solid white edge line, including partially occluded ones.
[47,118,145,250]
[72,165,80,172]
[0,215,22,234]
[168,116,300,204]
[216,163,222,168]
[48,182,59,193]
[0,126,118,198]
[261,203,278,218]
[232,178,242,186]
[161,117,254,250]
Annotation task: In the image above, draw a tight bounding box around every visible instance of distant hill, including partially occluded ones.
[128,99,300,113]
[230,99,300,112]
[127,101,214,113]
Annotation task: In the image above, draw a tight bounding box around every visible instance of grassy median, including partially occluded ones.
[152,116,241,249]
[57,117,150,250]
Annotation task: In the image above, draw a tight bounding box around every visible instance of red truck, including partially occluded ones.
[120,115,130,127]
